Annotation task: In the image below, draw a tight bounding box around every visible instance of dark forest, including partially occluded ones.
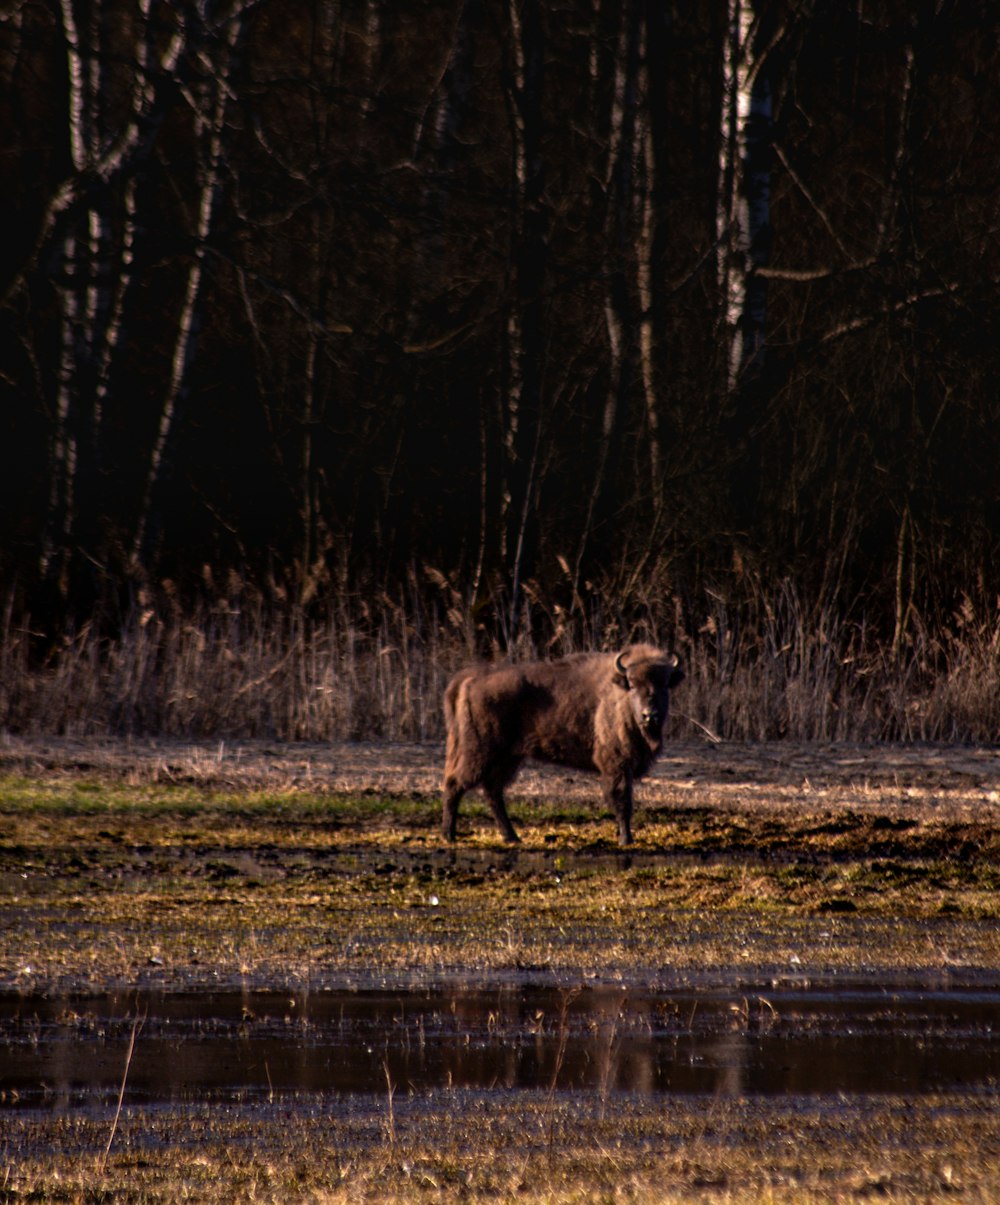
[2,0,999,741]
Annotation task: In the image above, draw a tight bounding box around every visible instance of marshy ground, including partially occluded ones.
[1,737,999,1200]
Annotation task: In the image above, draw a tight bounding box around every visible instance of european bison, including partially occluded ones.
[441,644,684,845]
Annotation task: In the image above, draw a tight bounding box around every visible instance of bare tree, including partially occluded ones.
[501,0,547,641]
[37,0,185,591]
[133,1,250,569]
[2,0,999,647]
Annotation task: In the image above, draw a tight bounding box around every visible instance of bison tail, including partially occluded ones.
[442,673,469,772]
[443,684,465,785]
[443,678,461,737]
[443,667,477,737]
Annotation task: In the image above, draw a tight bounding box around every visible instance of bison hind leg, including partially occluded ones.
[442,753,520,844]
[442,775,465,842]
[483,762,520,844]
[442,733,480,841]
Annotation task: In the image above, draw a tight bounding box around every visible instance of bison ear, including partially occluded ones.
[612,651,630,690]
[667,653,684,689]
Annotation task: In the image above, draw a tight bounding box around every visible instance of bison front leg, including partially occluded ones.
[603,768,634,846]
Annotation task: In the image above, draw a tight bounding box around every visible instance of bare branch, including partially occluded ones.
[773,141,851,259]
[755,258,876,282]
[818,281,961,345]
[207,248,354,337]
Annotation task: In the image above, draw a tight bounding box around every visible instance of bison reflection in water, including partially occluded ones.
[442,644,684,845]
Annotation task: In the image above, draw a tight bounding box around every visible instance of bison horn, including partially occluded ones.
[614,651,629,680]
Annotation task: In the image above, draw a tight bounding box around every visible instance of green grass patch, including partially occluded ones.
[2,766,1000,993]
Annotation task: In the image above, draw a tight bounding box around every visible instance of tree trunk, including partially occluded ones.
[502,0,547,642]
[717,0,772,535]
[34,0,185,604]
[574,0,643,595]
[132,5,245,570]
[717,0,771,392]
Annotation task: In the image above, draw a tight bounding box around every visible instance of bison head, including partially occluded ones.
[614,650,684,742]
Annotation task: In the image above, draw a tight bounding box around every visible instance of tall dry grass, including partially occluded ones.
[1,580,998,743]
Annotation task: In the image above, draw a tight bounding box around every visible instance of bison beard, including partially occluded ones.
[441,645,684,845]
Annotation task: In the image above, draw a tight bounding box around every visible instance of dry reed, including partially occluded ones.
[1,580,997,743]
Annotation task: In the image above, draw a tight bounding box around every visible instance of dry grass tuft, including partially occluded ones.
[2,582,999,743]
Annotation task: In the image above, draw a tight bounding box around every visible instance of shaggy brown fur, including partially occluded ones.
[441,644,683,845]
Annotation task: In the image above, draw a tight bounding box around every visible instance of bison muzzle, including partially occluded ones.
[441,644,684,845]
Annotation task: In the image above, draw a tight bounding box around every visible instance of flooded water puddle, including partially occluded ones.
[1,979,997,1109]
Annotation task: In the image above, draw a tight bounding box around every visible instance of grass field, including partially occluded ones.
[2,737,1000,1201]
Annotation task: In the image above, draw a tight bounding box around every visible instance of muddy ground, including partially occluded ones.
[1,736,999,1201]
[4,733,999,812]
[2,735,999,991]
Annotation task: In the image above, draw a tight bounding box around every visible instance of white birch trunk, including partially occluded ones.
[59,0,87,174]
[41,0,187,580]
[4,4,181,314]
[717,0,757,391]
